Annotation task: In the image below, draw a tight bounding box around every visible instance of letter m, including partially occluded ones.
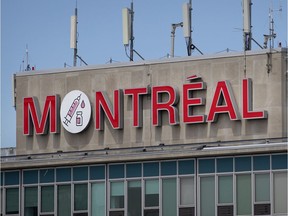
[23,95,60,135]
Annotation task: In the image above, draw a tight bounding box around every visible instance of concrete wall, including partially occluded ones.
[15,49,287,155]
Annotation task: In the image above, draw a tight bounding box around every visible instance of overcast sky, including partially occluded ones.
[1,0,287,148]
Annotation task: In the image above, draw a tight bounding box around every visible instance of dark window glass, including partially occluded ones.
[6,188,19,214]
[41,186,54,213]
[23,170,38,184]
[4,171,19,185]
[128,181,141,216]
[24,186,38,216]
[199,159,215,174]
[0,172,3,186]
[217,158,233,172]
[161,161,176,176]
[235,157,251,172]
[74,184,88,211]
[58,185,71,216]
[253,155,270,170]
[143,162,159,177]
[178,160,194,175]
[56,168,71,182]
[272,154,287,170]
[126,163,141,178]
[40,169,54,183]
[90,165,105,180]
[109,164,124,179]
[73,167,88,181]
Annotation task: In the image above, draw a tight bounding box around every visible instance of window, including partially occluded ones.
[90,166,105,180]
[273,172,288,214]
[218,175,233,216]
[74,184,88,212]
[41,185,54,214]
[109,165,124,179]
[73,167,88,181]
[23,170,38,184]
[57,185,71,216]
[180,177,194,206]
[178,160,194,175]
[91,182,105,216]
[200,176,215,216]
[144,179,159,216]
[6,187,19,214]
[145,179,159,207]
[235,157,251,172]
[24,186,38,216]
[218,175,233,204]
[56,168,71,182]
[161,161,177,176]
[0,188,2,216]
[127,181,141,216]
[126,163,141,178]
[4,171,19,186]
[110,181,124,209]
[236,174,251,215]
[199,159,215,174]
[254,173,270,215]
[143,162,159,177]
[40,169,54,183]
[255,174,270,202]
[162,178,177,216]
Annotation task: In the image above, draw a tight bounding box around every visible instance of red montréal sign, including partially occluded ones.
[23,78,267,135]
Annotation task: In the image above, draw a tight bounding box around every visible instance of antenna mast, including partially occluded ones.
[170,22,183,58]
[70,3,78,66]
[129,0,134,61]
[122,1,144,61]
[243,0,252,51]
[263,0,282,49]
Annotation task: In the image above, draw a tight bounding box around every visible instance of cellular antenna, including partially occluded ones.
[70,4,78,66]
[122,8,131,47]
[182,1,203,56]
[243,0,252,51]
[70,2,88,67]
[122,0,144,61]
[183,2,191,56]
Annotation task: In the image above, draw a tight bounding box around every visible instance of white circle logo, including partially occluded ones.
[60,90,91,134]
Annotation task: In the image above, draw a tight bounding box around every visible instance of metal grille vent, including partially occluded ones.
[73,213,88,216]
[109,211,125,216]
[179,207,195,216]
[217,205,234,216]
[144,209,159,216]
[254,203,271,215]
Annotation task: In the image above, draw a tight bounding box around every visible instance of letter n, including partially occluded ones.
[95,90,124,130]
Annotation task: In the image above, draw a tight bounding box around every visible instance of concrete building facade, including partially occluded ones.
[1,48,287,216]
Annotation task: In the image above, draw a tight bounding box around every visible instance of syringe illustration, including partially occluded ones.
[63,94,81,126]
